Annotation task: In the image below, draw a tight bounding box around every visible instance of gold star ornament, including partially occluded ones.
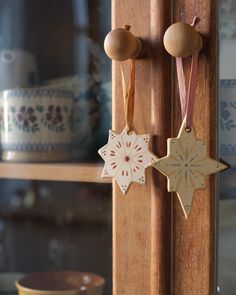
[151,121,228,218]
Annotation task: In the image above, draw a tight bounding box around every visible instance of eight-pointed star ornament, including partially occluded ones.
[98,127,157,194]
[151,121,227,218]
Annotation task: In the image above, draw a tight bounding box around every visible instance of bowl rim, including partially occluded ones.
[15,271,105,294]
[0,87,74,97]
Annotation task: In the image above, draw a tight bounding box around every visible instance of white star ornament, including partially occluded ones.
[98,127,158,194]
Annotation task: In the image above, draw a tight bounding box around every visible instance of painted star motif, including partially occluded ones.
[98,127,157,194]
[151,121,228,218]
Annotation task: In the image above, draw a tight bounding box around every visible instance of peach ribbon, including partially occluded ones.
[120,59,135,133]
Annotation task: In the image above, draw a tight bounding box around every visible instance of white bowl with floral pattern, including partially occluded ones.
[0,88,73,162]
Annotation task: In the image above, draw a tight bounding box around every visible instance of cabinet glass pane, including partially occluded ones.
[0,1,112,295]
[0,180,112,295]
[219,0,236,293]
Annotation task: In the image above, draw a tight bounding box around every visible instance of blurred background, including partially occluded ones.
[219,0,236,293]
[0,1,112,295]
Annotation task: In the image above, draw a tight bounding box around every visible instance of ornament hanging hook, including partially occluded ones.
[104,25,143,61]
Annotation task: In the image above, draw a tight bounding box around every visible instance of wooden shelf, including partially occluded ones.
[0,162,111,183]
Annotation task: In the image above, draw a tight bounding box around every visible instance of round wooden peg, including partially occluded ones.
[163,22,203,58]
[104,26,142,61]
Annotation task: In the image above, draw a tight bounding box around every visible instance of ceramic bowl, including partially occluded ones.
[43,76,112,161]
[0,88,73,162]
[16,272,105,295]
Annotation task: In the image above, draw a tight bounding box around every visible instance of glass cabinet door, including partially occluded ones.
[0,1,112,295]
[218,0,236,293]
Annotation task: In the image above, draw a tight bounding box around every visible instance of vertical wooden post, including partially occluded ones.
[113,0,216,294]
[112,0,171,294]
[172,2,217,295]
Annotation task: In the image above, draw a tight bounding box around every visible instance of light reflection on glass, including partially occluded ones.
[219,0,236,294]
[0,1,112,295]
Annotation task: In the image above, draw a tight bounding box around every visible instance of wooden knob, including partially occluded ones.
[104,27,142,61]
[163,22,203,57]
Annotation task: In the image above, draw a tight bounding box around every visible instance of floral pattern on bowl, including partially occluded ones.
[0,88,73,162]
[219,80,236,158]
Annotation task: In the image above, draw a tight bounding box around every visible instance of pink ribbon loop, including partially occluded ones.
[175,17,200,130]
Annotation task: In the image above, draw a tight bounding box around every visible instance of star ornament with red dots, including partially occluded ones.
[151,121,228,218]
[98,127,158,194]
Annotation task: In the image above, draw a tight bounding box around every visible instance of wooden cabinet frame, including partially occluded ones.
[0,1,216,294]
[113,0,217,294]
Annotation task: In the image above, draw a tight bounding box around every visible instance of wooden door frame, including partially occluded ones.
[112,0,217,294]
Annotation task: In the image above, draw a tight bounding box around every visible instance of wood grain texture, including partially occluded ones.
[113,0,171,294]
[0,163,110,183]
[171,1,217,294]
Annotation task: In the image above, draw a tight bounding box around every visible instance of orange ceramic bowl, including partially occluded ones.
[15,272,105,295]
